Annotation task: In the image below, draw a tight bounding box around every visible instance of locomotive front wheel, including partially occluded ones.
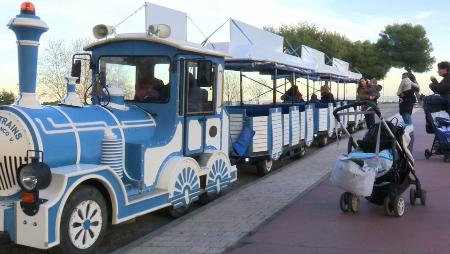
[58,186,108,254]
[256,159,273,176]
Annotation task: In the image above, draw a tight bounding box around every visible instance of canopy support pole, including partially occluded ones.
[239,69,243,106]
[273,69,277,105]
[344,81,346,100]
[306,75,310,103]
[292,72,296,104]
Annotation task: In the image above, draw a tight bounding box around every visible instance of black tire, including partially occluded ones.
[348,125,356,134]
[425,149,431,160]
[168,206,191,218]
[318,136,328,147]
[383,196,394,217]
[410,188,416,206]
[393,196,406,217]
[58,186,108,254]
[256,159,273,176]
[444,154,450,162]
[419,189,427,206]
[339,192,350,212]
[349,194,360,213]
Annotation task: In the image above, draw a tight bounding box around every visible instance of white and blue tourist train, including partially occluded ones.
[0,2,363,253]
[0,3,237,253]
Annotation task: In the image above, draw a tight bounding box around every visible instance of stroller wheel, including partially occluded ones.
[393,196,406,217]
[410,189,416,206]
[384,196,394,216]
[349,195,360,213]
[425,149,432,160]
[419,189,427,206]
[339,192,351,212]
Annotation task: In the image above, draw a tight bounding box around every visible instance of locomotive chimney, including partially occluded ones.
[7,2,48,109]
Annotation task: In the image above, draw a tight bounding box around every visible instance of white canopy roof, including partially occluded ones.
[210,19,316,72]
[332,57,362,81]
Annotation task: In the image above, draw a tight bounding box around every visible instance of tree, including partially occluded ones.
[344,40,391,80]
[0,90,15,105]
[247,78,266,103]
[376,23,434,73]
[266,23,386,78]
[38,38,93,102]
[223,71,241,105]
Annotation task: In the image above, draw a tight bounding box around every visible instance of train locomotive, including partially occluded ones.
[0,2,236,253]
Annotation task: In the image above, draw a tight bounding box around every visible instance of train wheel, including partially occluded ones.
[168,162,201,218]
[59,186,108,254]
[348,125,356,134]
[205,152,231,197]
[318,136,328,147]
[256,159,273,176]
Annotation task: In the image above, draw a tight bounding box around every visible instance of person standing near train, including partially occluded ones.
[357,78,381,128]
[397,72,420,125]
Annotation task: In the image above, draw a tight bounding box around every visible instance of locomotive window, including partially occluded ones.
[186,61,216,114]
[99,56,171,103]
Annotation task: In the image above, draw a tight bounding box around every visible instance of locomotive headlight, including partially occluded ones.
[17,158,52,192]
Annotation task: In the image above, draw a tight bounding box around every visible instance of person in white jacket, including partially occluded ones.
[397,73,420,125]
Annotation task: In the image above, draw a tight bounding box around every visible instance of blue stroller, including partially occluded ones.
[423,95,450,162]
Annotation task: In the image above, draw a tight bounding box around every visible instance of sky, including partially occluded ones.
[1,0,449,99]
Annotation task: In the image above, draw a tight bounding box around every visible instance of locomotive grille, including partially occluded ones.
[0,156,27,194]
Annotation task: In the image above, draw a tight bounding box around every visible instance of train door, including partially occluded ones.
[179,57,221,155]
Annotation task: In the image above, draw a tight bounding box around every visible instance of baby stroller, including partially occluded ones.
[331,101,426,217]
[423,95,450,162]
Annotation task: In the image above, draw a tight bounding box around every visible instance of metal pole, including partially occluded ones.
[273,69,277,104]
[239,69,243,106]
[344,81,347,100]
[306,75,310,103]
[292,72,296,104]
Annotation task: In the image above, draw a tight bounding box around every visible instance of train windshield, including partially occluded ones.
[99,56,171,103]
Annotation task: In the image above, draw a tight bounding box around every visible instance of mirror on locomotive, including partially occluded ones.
[71,59,81,83]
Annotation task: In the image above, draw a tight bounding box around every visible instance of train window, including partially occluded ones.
[186,60,216,114]
[99,56,171,103]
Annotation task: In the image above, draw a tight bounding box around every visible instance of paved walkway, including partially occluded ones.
[117,125,361,254]
[228,110,450,254]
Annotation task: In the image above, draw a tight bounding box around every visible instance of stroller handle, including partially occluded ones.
[333,100,381,122]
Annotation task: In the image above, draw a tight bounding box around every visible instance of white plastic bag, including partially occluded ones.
[330,154,376,197]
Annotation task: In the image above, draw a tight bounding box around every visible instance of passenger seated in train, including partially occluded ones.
[281,76,304,103]
[320,84,335,103]
[310,94,320,103]
[281,85,304,103]
[135,64,165,102]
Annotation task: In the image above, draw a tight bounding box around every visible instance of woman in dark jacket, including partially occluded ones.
[397,72,419,125]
